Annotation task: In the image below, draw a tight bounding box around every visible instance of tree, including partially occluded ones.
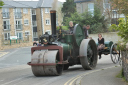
[64,12,81,26]
[62,3,108,34]
[110,0,128,17]
[0,0,4,8]
[57,6,64,26]
[61,0,76,25]
[81,5,108,34]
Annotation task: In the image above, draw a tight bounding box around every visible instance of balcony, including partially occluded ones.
[2,12,10,19]
[16,24,23,30]
[3,25,11,31]
[15,12,22,19]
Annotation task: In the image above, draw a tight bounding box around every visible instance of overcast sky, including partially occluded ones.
[13,0,66,2]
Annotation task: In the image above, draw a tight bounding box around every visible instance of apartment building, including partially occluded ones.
[74,0,125,24]
[0,0,54,42]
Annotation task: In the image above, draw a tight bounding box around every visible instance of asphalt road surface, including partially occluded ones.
[0,47,120,85]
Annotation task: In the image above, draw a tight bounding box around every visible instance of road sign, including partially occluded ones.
[10,36,17,40]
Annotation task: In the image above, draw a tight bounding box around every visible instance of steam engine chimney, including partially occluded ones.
[50,10,56,36]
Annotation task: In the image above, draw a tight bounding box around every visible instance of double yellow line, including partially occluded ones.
[64,70,98,85]
[64,66,119,85]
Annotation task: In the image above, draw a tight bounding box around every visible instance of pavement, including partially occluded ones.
[80,66,127,85]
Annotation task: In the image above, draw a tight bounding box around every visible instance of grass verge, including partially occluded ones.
[116,68,128,84]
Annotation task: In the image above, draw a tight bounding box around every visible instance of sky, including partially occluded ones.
[13,0,66,2]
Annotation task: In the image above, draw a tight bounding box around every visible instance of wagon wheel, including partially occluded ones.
[110,44,120,64]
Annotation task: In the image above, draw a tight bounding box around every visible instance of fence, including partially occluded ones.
[1,36,29,46]
[121,51,128,81]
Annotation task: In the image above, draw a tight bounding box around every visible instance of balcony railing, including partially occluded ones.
[3,25,11,31]
[2,12,10,18]
[16,24,23,30]
[15,12,22,19]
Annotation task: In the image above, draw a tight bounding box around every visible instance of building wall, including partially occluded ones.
[89,32,122,43]
[9,8,15,36]
[0,7,33,49]
[42,8,52,34]
[0,6,53,50]
[76,0,103,14]
[36,8,42,37]
[0,8,2,47]
[22,8,32,42]
[76,2,88,13]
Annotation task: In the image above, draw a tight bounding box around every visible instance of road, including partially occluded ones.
[0,47,120,85]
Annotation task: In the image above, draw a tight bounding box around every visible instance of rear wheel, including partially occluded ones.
[80,39,98,70]
[110,44,120,64]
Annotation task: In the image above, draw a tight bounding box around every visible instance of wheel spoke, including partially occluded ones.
[114,55,117,62]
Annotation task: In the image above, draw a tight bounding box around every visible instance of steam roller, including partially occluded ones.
[28,10,98,76]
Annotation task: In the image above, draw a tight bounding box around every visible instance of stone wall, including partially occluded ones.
[89,32,122,43]
[0,42,33,50]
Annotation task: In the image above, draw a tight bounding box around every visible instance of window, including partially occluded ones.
[46,30,51,35]
[17,32,23,40]
[33,32,38,38]
[4,33,10,40]
[88,3,94,15]
[25,31,30,36]
[15,8,21,12]
[45,19,50,25]
[2,8,9,13]
[2,8,9,18]
[32,21,37,27]
[112,10,117,14]
[104,0,110,11]
[23,8,28,14]
[104,0,110,9]
[16,20,22,30]
[45,8,49,13]
[24,19,29,25]
[32,9,36,15]
[104,3,110,9]
[3,20,10,30]
[15,8,22,18]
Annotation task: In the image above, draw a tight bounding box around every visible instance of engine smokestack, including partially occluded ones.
[50,10,56,36]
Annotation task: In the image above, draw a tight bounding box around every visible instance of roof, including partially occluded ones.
[1,0,54,8]
[42,0,54,7]
[74,0,93,3]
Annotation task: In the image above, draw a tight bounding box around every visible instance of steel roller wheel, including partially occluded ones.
[31,50,63,76]
[79,39,98,70]
[110,44,120,64]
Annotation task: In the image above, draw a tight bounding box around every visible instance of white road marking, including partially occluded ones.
[1,77,26,85]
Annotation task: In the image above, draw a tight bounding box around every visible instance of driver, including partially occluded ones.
[69,21,74,34]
